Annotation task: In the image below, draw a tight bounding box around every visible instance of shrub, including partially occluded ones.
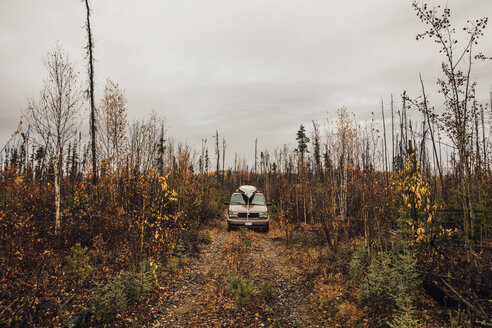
[389,305,421,328]
[333,243,351,273]
[90,276,127,321]
[239,227,251,247]
[166,256,180,273]
[260,280,273,301]
[90,259,159,321]
[320,298,330,310]
[358,252,394,310]
[121,271,153,303]
[241,236,251,247]
[124,259,159,302]
[66,243,93,281]
[172,239,192,259]
[358,245,420,325]
[227,275,254,306]
[291,232,302,246]
[391,245,419,310]
[350,245,367,286]
[197,230,212,244]
[448,308,470,328]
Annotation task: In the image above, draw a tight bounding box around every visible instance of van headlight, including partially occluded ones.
[259,212,268,218]
[229,211,238,218]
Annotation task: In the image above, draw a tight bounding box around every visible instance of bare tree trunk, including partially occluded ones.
[141,198,146,256]
[303,196,307,224]
[296,188,299,220]
[363,208,368,248]
[254,138,258,175]
[481,102,487,171]
[341,160,347,220]
[391,95,395,171]
[54,142,61,234]
[84,0,97,185]
[381,98,388,172]
[420,74,444,191]
[215,130,220,183]
[339,142,348,220]
[475,109,481,173]
[222,137,226,187]
[460,159,473,259]
[403,91,408,147]
[310,196,313,225]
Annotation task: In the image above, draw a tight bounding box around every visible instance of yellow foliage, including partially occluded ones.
[395,155,437,242]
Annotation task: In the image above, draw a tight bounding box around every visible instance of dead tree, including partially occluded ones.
[335,108,355,220]
[381,98,388,172]
[254,138,258,175]
[222,137,226,187]
[413,1,490,256]
[215,130,220,183]
[481,101,488,171]
[99,78,128,175]
[25,45,83,234]
[84,0,97,185]
[391,95,395,171]
[419,73,444,190]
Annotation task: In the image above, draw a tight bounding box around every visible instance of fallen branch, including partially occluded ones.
[0,297,19,317]
[440,278,489,322]
[61,294,75,308]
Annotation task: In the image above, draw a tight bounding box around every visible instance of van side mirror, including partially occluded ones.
[224,201,230,205]
[267,201,272,206]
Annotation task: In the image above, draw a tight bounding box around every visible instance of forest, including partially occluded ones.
[0,2,491,327]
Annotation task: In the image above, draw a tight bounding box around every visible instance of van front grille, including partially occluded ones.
[238,212,259,219]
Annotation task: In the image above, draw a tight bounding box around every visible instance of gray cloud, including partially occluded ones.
[1,0,491,165]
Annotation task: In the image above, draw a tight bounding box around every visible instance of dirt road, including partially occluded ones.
[147,223,320,327]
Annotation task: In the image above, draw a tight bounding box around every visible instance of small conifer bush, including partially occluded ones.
[227,275,254,306]
[260,280,273,301]
[197,230,212,244]
[66,243,93,281]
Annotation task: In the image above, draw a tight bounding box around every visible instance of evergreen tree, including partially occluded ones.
[295,124,309,167]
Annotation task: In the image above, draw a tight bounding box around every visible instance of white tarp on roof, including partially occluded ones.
[238,185,257,199]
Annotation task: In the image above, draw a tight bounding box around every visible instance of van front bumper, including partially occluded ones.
[227,219,269,229]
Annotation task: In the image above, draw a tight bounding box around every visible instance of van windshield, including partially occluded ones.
[230,193,266,205]
[250,194,266,205]
[230,193,247,205]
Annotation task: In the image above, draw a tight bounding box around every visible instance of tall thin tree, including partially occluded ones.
[222,137,226,186]
[25,46,83,234]
[254,138,258,175]
[215,130,220,183]
[391,94,395,171]
[381,98,388,172]
[312,120,322,180]
[84,0,97,184]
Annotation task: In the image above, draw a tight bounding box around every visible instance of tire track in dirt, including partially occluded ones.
[249,232,320,328]
[147,223,319,327]
[147,227,229,327]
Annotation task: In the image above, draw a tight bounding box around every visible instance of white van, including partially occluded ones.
[224,185,271,232]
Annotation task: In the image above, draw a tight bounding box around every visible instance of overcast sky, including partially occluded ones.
[1,0,491,166]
